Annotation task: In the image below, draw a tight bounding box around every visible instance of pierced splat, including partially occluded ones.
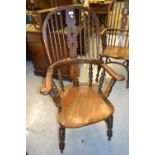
[70,64,80,87]
[66,9,78,58]
[89,64,93,87]
[70,30,74,38]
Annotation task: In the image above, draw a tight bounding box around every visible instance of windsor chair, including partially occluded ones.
[96,0,129,88]
[40,5,125,153]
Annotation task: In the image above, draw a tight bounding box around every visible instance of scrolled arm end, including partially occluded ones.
[101,64,125,81]
[40,86,52,95]
[40,65,54,95]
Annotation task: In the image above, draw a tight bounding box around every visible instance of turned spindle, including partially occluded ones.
[58,69,64,91]
[89,64,93,87]
[98,69,105,93]
[49,80,61,108]
[103,78,116,98]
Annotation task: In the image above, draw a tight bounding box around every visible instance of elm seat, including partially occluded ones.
[59,86,114,128]
[101,46,129,60]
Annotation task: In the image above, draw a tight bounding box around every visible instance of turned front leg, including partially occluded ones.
[106,115,113,141]
[59,126,65,153]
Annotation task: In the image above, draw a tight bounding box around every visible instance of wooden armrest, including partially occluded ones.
[40,67,54,95]
[101,63,125,81]
[100,28,128,35]
[40,58,124,96]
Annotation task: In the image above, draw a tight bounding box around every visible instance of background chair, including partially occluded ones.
[96,0,129,88]
[40,5,125,153]
[84,0,115,27]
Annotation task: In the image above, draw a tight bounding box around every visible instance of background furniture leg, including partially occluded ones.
[126,60,129,88]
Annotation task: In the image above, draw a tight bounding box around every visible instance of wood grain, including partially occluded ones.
[59,86,114,128]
